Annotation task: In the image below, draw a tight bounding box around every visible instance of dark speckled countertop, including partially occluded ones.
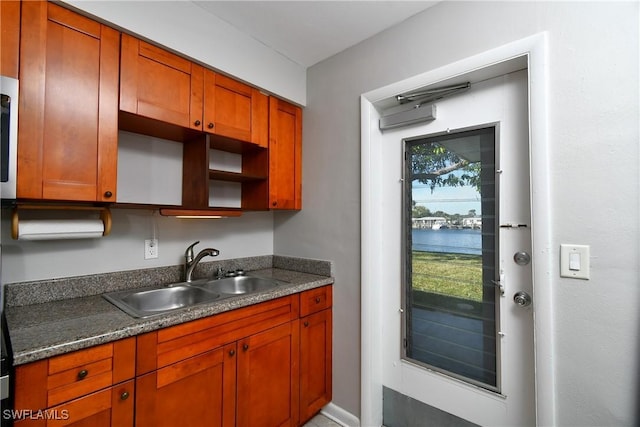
[5,257,334,366]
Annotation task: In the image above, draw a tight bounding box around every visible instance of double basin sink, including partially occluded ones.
[103,275,284,318]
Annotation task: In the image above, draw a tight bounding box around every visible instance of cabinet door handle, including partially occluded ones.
[229,349,235,357]
[120,391,130,401]
[77,369,88,380]
[304,321,309,327]
[243,343,249,351]
[207,122,214,129]
[272,201,278,207]
[194,120,201,126]
[315,297,321,304]
[104,191,113,198]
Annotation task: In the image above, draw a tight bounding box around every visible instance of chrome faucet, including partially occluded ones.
[184,241,220,282]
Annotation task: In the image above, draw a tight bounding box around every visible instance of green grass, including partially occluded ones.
[412,251,483,302]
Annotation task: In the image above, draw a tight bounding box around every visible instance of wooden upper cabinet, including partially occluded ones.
[269,97,302,210]
[120,34,203,131]
[17,1,119,202]
[120,35,268,147]
[203,70,268,147]
[1,0,20,78]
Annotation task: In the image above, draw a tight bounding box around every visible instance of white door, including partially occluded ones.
[379,69,535,426]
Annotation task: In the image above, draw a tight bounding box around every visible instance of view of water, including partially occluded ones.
[412,228,482,255]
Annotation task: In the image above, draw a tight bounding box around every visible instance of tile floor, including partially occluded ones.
[302,414,343,427]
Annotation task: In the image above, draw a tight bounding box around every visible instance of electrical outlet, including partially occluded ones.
[145,239,158,259]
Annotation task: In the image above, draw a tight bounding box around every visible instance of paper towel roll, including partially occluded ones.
[17,219,105,240]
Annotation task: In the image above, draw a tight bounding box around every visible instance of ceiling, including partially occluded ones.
[192,1,439,68]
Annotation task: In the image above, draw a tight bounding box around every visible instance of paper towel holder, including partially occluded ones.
[11,205,112,240]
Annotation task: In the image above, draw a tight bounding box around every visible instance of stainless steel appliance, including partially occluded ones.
[0,75,16,424]
[1,76,19,200]
[1,320,9,404]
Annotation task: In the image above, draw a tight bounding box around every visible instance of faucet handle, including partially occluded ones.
[185,241,200,263]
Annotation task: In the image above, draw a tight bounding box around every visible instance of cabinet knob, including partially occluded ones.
[104,191,113,198]
[208,122,214,129]
[194,120,201,126]
[77,369,88,380]
[229,349,235,357]
[315,297,321,304]
[272,201,278,207]
[243,343,249,351]
[120,391,130,401]
[304,321,309,327]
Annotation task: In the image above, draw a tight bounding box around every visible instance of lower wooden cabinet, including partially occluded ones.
[14,338,136,426]
[14,380,134,427]
[237,321,300,427]
[135,345,236,427]
[13,287,332,427]
[300,309,333,424]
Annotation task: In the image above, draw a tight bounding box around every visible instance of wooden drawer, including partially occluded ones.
[14,380,135,427]
[299,286,333,317]
[136,294,299,375]
[15,338,136,410]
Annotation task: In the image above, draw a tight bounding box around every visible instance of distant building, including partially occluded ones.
[412,217,447,229]
[462,217,482,229]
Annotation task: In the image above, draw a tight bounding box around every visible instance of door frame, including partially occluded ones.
[360,33,552,426]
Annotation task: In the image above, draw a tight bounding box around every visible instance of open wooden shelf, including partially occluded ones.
[209,170,267,183]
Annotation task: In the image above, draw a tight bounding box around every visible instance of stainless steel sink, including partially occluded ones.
[103,284,220,318]
[103,276,284,318]
[192,276,283,295]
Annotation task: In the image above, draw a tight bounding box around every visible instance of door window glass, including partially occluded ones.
[403,126,499,390]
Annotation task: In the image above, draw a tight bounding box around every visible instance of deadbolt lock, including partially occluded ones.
[513,251,531,265]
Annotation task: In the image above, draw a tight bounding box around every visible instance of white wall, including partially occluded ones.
[62,0,307,106]
[2,209,274,284]
[275,1,639,424]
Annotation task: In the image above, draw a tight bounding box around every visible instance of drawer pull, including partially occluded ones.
[208,122,214,129]
[194,120,201,126]
[229,349,235,357]
[315,297,321,304]
[304,321,309,327]
[120,391,130,401]
[243,343,249,351]
[77,369,88,380]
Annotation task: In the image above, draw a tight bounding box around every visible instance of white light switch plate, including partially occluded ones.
[560,244,589,279]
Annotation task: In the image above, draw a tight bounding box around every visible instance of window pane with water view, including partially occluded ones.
[404,127,498,390]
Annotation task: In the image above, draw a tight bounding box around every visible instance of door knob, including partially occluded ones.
[513,291,532,307]
[513,251,531,265]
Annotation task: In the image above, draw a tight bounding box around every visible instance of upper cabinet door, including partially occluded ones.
[203,70,268,147]
[18,2,119,202]
[1,0,20,78]
[120,34,204,131]
[269,98,302,210]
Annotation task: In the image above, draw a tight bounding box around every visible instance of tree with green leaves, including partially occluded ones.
[410,143,480,193]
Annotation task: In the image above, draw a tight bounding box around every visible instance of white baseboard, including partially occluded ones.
[320,402,361,427]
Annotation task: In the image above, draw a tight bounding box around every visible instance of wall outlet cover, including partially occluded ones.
[145,239,159,259]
